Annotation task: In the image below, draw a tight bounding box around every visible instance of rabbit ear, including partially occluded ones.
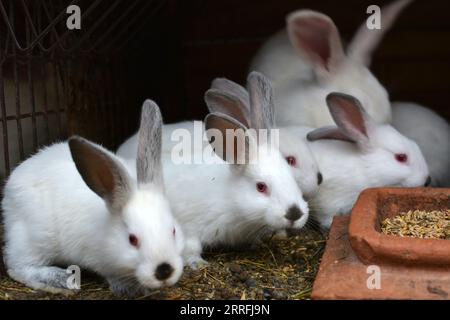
[205,88,250,128]
[205,112,252,165]
[348,0,413,66]
[69,136,132,210]
[211,77,251,116]
[326,92,374,146]
[136,100,163,187]
[307,126,356,143]
[247,71,275,130]
[287,10,345,78]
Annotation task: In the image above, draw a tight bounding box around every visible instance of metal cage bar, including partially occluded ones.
[0,0,168,180]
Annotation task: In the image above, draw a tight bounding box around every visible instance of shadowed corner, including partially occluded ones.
[0,221,6,279]
[0,213,7,279]
[0,262,5,279]
[0,239,6,279]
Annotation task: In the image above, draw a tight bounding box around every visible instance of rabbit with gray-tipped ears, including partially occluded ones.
[305,93,430,228]
[250,0,413,128]
[200,78,429,229]
[208,76,322,199]
[160,72,309,268]
[117,75,322,200]
[2,100,184,296]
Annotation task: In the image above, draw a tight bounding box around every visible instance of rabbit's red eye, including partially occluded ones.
[129,234,139,247]
[173,228,176,237]
[395,153,408,163]
[256,182,268,194]
[286,156,297,167]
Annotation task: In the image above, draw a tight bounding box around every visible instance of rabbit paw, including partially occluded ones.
[8,266,77,296]
[272,229,288,240]
[108,277,144,298]
[185,256,209,270]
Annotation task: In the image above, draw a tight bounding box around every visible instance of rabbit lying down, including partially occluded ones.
[2,101,185,296]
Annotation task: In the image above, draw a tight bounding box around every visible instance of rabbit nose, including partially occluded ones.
[155,263,174,281]
[285,205,303,222]
[424,176,432,187]
[317,172,323,185]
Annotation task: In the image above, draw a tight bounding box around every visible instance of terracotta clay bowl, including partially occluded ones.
[349,187,450,267]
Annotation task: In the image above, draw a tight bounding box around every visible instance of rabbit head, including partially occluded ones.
[69,100,184,290]
[210,74,322,199]
[286,0,413,124]
[278,127,322,199]
[204,72,309,230]
[307,92,430,188]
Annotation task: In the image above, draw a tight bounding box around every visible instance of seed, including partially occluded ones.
[381,209,450,240]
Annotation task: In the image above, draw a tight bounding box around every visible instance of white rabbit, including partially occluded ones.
[302,93,430,228]
[118,121,198,159]
[391,102,450,187]
[116,76,256,160]
[162,72,309,268]
[2,100,184,296]
[207,77,322,199]
[250,0,413,128]
[117,77,322,200]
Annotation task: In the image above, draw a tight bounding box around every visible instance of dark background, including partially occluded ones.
[0,0,448,179]
[158,0,449,124]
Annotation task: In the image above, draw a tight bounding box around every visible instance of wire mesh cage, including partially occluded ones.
[0,0,172,181]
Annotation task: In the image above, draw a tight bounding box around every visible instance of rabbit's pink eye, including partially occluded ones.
[173,228,176,237]
[395,153,408,163]
[286,156,297,167]
[129,234,139,247]
[256,182,268,194]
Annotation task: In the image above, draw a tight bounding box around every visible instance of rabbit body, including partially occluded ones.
[117,121,198,159]
[163,140,308,267]
[250,0,413,128]
[303,93,429,228]
[308,136,426,228]
[118,73,310,268]
[3,143,134,286]
[392,102,450,187]
[2,101,185,296]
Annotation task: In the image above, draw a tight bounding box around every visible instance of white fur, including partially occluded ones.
[118,74,310,268]
[297,94,429,228]
[162,138,309,267]
[250,1,412,128]
[277,127,321,199]
[308,128,428,228]
[391,102,450,187]
[269,61,391,127]
[117,121,197,159]
[118,122,321,200]
[2,102,184,296]
[117,74,322,201]
[117,133,140,161]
